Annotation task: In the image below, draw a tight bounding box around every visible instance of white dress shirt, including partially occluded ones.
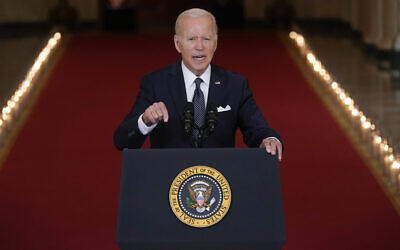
[138,62,211,135]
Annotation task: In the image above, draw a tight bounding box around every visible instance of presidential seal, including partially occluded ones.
[169,166,231,228]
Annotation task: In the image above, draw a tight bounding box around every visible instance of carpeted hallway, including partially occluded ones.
[0,32,399,249]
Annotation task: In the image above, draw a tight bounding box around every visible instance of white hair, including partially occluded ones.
[175,8,218,35]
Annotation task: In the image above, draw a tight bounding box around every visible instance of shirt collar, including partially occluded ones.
[181,61,211,88]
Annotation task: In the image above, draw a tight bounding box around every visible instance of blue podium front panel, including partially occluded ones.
[116,148,285,250]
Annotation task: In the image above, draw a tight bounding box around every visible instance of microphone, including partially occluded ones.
[205,104,218,134]
[183,102,194,134]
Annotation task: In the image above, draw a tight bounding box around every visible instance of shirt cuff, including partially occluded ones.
[138,114,157,135]
[266,137,280,143]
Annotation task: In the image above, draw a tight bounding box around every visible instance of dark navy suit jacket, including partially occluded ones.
[114,61,282,150]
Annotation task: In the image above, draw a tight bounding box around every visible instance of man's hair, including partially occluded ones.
[175,8,218,35]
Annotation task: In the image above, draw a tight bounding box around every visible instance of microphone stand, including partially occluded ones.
[194,104,218,148]
[183,103,218,148]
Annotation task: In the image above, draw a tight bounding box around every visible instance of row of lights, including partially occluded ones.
[289,31,400,194]
[0,32,62,138]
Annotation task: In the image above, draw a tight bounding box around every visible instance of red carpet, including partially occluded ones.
[0,32,399,249]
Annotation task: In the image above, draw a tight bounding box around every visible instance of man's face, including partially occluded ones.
[174,15,218,76]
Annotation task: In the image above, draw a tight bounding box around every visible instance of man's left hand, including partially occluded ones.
[259,138,282,161]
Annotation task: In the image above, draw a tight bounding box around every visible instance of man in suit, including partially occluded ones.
[114,8,283,160]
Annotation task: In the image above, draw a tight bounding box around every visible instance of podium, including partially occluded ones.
[116,148,286,250]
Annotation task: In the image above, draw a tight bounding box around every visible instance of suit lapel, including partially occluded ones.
[167,62,225,113]
[167,61,194,147]
[208,63,225,107]
[167,61,187,115]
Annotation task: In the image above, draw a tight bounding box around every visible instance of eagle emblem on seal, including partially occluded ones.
[187,181,216,213]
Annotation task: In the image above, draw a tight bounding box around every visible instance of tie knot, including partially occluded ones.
[194,78,203,89]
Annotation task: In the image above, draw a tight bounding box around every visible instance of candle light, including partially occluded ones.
[0,118,4,147]
[288,30,399,196]
[391,159,400,191]
[0,31,61,146]
[373,133,383,159]
[381,140,391,178]
[396,157,400,195]
[389,156,398,185]
[361,118,372,145]
[349,106,360,130]
[366,126,375,155]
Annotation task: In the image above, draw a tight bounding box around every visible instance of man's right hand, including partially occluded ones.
[142,102,169,126]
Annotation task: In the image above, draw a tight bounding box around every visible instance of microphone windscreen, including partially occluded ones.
[184,102,194,112]
[206,103,217,113]
[183,102,194,134]
[206,103,218,132]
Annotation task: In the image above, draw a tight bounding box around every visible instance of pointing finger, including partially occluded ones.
[266,143,272,153]
[159,102,169,122]
[271,142,277,155]
[277,142,282,161]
